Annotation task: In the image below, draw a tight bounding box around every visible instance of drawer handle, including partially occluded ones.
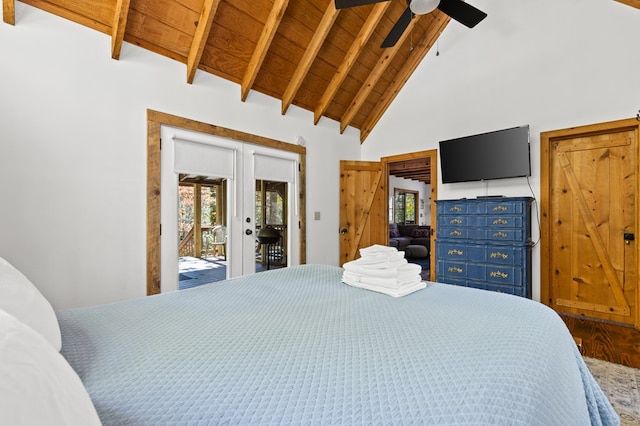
[450,206,462,212]
[450,230,462,236]
[450,219,463,224]
[448,249,464,256]
[493,205,508,211]
[493,219,508,225]
[490,251,509,259]
[493,231,508,238]
[448,266,463,273]
[490,271,509,279]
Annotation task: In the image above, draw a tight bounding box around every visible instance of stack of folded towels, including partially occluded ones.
[341,244,425,297]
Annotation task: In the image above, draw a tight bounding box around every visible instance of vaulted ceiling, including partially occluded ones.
[4,1,637,143]
[2,0,457,142]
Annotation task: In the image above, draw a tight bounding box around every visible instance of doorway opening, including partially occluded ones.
[147,110,306,295]
[385,153,436,281]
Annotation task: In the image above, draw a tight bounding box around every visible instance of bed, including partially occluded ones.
[1,261,619,425]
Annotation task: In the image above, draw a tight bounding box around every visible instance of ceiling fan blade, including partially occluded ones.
[381,7,412,48]
[335,0,388,9]
[437,0,487,28]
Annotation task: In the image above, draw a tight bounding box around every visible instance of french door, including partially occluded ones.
[160,125,300,292]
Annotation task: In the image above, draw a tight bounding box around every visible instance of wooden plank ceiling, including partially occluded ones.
[389,157,430,183]
[2,0,453,142]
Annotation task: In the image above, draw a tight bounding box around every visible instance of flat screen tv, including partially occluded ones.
[439,125,530,184]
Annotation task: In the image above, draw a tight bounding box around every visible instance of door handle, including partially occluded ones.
[624,233,634,245]
[245,229,253,235]
[340,228,348,234]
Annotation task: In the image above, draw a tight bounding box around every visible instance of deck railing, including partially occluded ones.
[178,225,214,257]
[179,224,286,266]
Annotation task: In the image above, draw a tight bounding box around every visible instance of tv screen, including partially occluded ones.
[439,125,530,184]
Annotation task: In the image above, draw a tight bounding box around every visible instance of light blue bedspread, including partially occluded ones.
[58,264,618,425]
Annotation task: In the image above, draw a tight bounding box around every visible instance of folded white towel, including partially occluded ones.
[342,275,426,297]
[343,271,422,289]
[353,256,407,269]
[343,262,395,277]
[358,249,405,261]
[359,244,399,256]
[342,261,421,278]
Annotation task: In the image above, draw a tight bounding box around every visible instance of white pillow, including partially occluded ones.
[0,309,102,425]
[0,256,62,350]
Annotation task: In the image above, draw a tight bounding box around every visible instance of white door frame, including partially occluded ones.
[159,125,301,292]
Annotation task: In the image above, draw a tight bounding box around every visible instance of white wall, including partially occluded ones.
[0,4,361,309]
[362,0,640,301]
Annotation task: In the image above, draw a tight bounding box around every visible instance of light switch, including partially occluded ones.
[314,211,321,220]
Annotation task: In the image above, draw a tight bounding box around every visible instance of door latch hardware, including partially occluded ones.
[624,233,634,245]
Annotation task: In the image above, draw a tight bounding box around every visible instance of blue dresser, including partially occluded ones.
[435,197,533,298]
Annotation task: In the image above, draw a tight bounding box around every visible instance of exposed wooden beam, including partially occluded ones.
[187,0,221,84]
[3,0,14,25]
[241,0,289,102]
[281,1,339,115]
[615,0,640,9]
[340,13,421,134]
[360,15,450,142]
[314,2,389,125]
[21,0,110,32]
[389,157,431,183]
[389,162,430,173]
[111,0,130,59]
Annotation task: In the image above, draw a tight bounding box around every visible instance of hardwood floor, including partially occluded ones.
[562,314,640,369]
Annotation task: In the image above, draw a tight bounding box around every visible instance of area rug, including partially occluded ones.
[584,357,640,425]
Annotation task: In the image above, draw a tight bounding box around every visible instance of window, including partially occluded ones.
[393,188,418,224]
[255,180,285,226]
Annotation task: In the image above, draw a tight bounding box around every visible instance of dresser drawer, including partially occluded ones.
[487,215,523,228]
[485,265,524,285]
[444,216,488,227]
[435,276,468,288]
[437,202,468,215]
[485,246,527,266]
[484,282,522,296]
[437,227,469,240]
[486,200,526,215]
[486,228,526,242]
[437,243,527,266]
[436,260,484,280]
[437,242,468,261]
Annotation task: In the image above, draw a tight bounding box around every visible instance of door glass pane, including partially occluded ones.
[177,178,227,289]
[255,180,286,271]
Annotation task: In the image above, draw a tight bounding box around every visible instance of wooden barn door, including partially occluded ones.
[542,118,639,330]
[339,161,387,265]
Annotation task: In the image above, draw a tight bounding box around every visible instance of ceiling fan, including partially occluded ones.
[335,0,487,48]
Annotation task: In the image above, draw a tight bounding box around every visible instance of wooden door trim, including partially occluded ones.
[540,117,640,326]
[381,149,438,279]
[146,109,306,295]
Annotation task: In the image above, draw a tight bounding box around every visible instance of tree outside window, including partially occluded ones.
[393,188,418,224]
